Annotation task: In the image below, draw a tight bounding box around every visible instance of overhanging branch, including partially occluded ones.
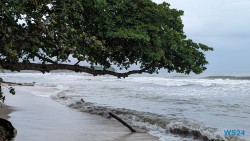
[35,53,57,64]
[0,61,148,78]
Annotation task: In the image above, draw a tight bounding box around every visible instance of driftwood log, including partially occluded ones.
[109,112,136,132]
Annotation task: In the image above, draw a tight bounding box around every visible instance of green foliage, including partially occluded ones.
[0,65,3,72]
[0,0,213,75]
[9,87,15,95]
[29,0,52,7]
[0,85,15,103]
[0,77,16,104]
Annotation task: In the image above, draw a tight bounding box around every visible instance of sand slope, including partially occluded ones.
[4,86,158,141]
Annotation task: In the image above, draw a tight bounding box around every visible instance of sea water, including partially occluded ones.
[1,72,249,141]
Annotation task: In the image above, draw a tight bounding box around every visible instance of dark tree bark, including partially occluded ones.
[0,61,148,78]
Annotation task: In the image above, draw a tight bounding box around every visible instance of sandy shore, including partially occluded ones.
[0,104,14,119]
[3,86,159,141]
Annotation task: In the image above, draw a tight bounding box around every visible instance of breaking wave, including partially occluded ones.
[205,76,250,80]
[52,93,243,141]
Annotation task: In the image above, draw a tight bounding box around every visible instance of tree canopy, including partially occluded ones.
[0,0,213,78]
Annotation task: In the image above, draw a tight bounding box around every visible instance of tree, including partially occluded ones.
[0,0,213,78]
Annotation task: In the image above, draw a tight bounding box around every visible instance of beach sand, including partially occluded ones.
[3,86,159,141]
[0,104,14,119]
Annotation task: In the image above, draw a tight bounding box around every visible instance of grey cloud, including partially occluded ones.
[153,0,250,72]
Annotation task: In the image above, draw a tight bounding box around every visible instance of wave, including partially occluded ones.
[120,77,221,88]
[51,93,243,141]
[205,76,250,80]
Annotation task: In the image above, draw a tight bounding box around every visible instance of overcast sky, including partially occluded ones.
[154,0,250,73]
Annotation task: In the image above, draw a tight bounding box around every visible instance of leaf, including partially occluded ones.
[9,87,16,95]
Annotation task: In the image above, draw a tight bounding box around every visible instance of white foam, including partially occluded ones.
[1,72,249,141]
[33,94,51,98]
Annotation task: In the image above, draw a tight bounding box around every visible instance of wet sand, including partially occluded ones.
[0,104,14,119]
[4,86,159,141]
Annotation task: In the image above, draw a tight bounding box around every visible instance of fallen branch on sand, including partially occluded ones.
[109,112,136,132]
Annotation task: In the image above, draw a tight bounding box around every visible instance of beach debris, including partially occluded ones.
[81,98,85,103]
[109,112,136,133]
[0,118,17,141]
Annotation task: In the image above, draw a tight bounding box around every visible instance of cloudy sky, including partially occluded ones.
[154,0,250,73]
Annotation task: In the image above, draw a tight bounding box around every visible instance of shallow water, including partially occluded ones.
[1,72,250,140]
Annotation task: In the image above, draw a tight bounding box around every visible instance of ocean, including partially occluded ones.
[1,72,249,141]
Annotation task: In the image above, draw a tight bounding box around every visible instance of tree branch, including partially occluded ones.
[35,53,57,64]
[74,60,81,65]
[0,61,148,78]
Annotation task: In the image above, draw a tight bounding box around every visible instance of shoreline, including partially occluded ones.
[4,86,159,141]
[0,104,14,119]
